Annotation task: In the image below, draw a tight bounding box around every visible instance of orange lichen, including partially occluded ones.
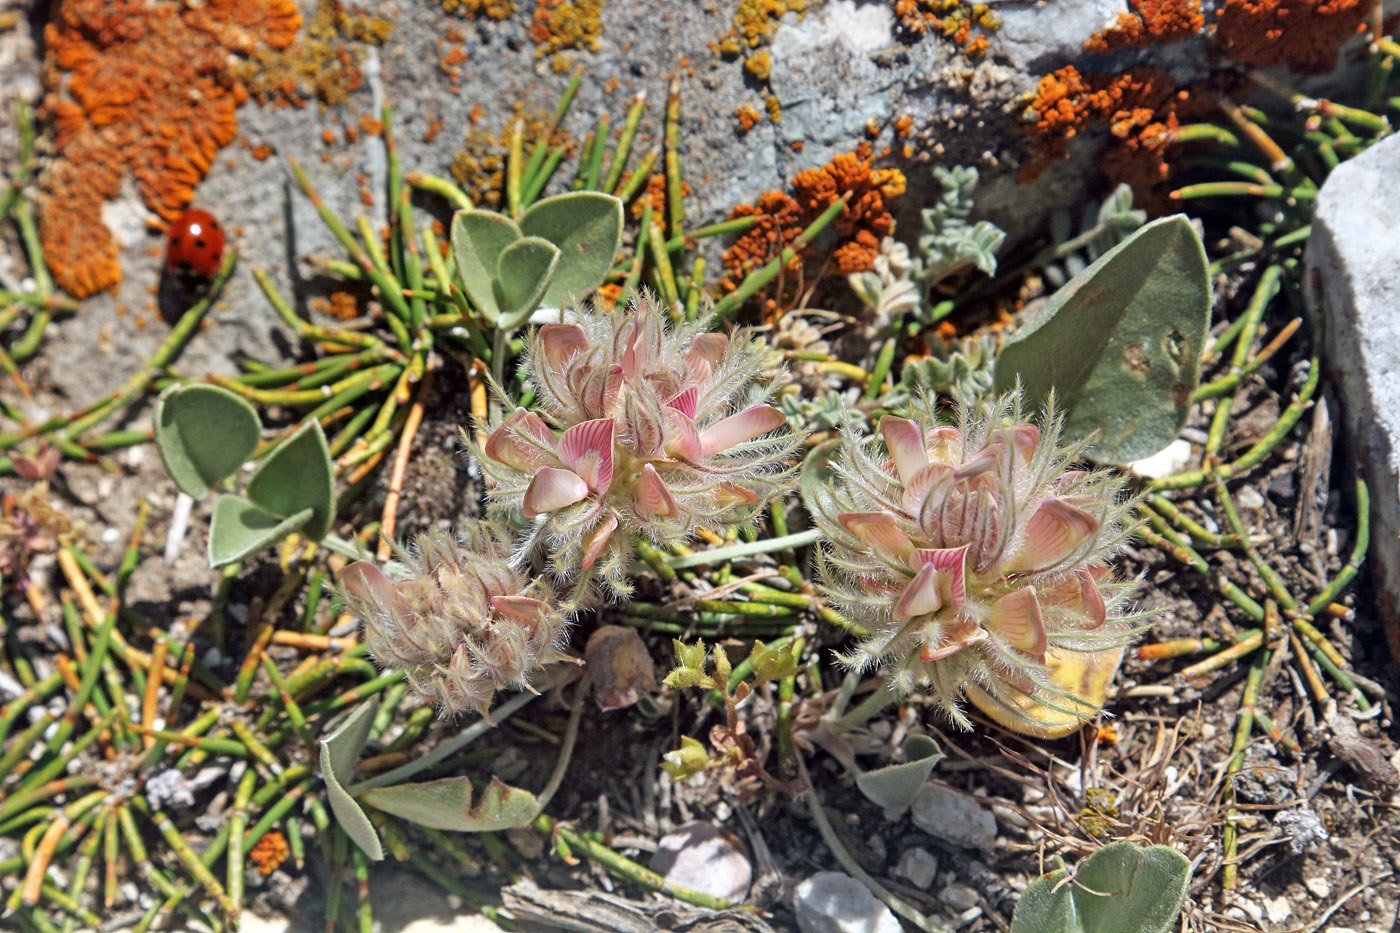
[1214,0,1373,71]
[1084,0,1203,52]
[39,0,301,297]
[735,104,762,133]
[893,0,1001,60]
[249,832,289,875]
[251,144,275,160]
[1021,65,1183,200]
[721,149,905,309]
[632,174,692,219]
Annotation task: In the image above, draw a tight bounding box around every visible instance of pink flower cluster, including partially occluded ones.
[812,393,1143,729]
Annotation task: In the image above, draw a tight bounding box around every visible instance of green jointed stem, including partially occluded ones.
[603,93,647,195]
[584,118,610,194]
[405,172,472,209]
[664,530,823,569]
[616,147,658,204]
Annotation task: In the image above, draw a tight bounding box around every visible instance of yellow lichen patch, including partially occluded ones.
[237,0,392,108]
[893,0,1001,61]
[532,0,604,66]
[734,0,808,48]
[443,0,516,19]
[39,0,301,298]
[744,50,772,80]
[449,105,573,209]
[765,93,782,123]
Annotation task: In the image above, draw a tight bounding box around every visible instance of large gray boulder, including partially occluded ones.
[1307,131,1400,660]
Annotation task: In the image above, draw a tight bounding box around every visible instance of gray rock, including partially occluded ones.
[894,846,938,890]
[20,0,1122,407]
[1307,132,1400,659]
[910,783,997,850]
[792,872,902,933]
[938,883,980,912]
[650,821,752,903]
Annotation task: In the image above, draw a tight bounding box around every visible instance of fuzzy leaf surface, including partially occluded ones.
[452,209,522,323]
[495,236,561,327]
[362,776,539,832]
[519,192,623,308]
[1011,842,1191,933]
[992,215,1210,462]
[207,498,312,568]
[855,735,944,813]
[153,384,260,498]
[319,701,384,860]
[244,420,335,540]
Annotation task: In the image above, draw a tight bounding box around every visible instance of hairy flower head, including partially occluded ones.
[477,293,801,597]
[811,391,1144,729]
[338,523,571,717]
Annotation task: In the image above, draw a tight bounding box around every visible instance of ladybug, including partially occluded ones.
[165,208,225,278]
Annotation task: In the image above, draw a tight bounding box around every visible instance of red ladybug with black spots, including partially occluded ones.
[165,208,225,279]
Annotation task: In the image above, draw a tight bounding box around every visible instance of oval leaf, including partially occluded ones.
[319,701,384,860]
[207,498,312,568]
[992,215,1210,462]
[154,384,261,498]
[362,776,540,832]
[451,209,523,324]
[519,192,623,308]
[495,235,561,329]
[1011,842,1191,933]
[855,735,944,813]
[244,420,335,541]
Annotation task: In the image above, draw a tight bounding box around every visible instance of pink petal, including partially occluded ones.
[490,595,545,624]
[902,462,953,514]
[484,407,559,472]
[954,446,1002,481]
[666,387,698,420]
[538,323,589,370]
[338,561,410,622]
[992,423,1040,465]
[685,333,728,375]
[893,563,942,619]
[699,405,785,457]
[665,409,702,461]
[837,512,915,561]
[880,416,926,485]
[987,587,1048,660]
[1004,499,1100,573]
[911,544,969,609]
[634,463,679,518]
[1051,470,1089,492]
[925,425,962,463]
[716,482,758,507]
[581,512,619,570]
[919,625,987,661]
[560,419,615,494]
[573,364,623,418]
[1075,567,1108,628]
[523,467,589,516]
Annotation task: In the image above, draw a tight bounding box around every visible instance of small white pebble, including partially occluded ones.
[1235,486,1265,510]
[101,528,121,544]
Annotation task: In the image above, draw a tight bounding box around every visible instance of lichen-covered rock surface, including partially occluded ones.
[0,0,1262,407]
